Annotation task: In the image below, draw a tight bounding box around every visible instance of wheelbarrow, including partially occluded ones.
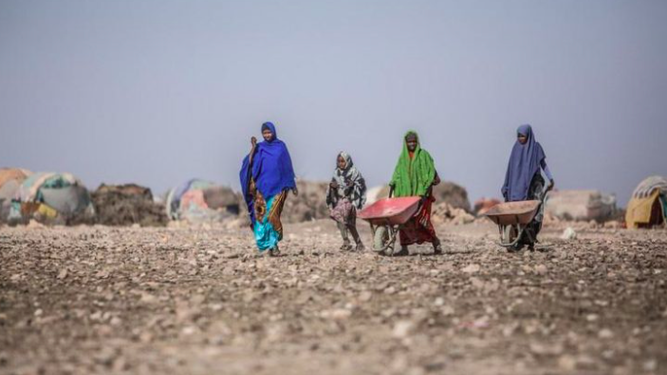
[358,196,422,256]
[484,199,543,251]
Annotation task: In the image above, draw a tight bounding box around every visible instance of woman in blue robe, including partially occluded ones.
[501,124,555,249]
[240,122,298,255]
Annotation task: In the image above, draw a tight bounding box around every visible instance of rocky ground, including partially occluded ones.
[0,220,665,375]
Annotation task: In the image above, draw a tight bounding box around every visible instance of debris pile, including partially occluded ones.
[545,190,616,222]
[474,197,501,216]
[91,184,168,227]
[561,227,578,240]
[432,182,471,212]
[432,202,475,225]
[282,180,329,223]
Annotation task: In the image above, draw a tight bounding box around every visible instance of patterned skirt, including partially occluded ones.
[330,198,356,226]
[250,179,288,251]
[399,195,436,246]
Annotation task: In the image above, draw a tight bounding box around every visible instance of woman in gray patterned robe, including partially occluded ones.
[326,152,367,251]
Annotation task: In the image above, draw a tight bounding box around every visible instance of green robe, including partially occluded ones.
[390,131,436,197]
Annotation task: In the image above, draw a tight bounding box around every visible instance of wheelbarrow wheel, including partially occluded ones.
[373,226,392,253]
[502,225,522,252]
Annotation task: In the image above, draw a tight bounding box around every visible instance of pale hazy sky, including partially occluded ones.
[1,0,666,205]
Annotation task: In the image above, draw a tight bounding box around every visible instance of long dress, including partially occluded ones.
[247,178,288,250]
[239,122,296,252]
[326,152,367,247]
[398,193,437,246]
[389,131,438,246]
[502,124,553,246]
[326,152,366,222]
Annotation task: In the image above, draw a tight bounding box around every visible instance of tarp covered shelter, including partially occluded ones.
[0,168,32,196]
[10,172,93,223]
[0,168,32,222]
[626,176,667,229]
[166,179,239,222]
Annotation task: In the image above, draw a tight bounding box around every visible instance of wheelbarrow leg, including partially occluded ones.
[387,225,400,256]
[510,225,527,252]
[499,224,524,252]
[371,222,395,255]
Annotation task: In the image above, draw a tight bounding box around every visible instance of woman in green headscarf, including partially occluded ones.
[389,131,442,255]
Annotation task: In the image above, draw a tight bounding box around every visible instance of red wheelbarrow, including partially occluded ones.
[358,196,422,256]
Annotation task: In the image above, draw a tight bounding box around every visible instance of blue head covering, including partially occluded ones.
[239,122,296,225]
[501,124,546,202]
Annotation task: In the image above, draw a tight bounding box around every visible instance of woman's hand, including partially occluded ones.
[292,187,299,196]
[251,136,257,147]
[432,175,441,186]
[330,181,339,189]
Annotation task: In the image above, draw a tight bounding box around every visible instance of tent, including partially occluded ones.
[165,179,239,222]
[9,172,94,224]
[626,176,667,229]
[0,168,32,222]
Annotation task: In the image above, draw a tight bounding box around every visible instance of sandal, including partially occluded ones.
[393,246,410,256]
[432,239,443,255]
[340,243,353,251]
[269,246,281,257]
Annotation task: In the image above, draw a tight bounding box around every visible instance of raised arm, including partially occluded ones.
[248,136,258,166]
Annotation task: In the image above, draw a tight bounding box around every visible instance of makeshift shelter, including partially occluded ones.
[9,172,94,224]
[545,190,616,222]
[0,168,32,223]
[92,184,168,227]
[166,179,240,222]
[626,176,667,229]
[0,168,31,194]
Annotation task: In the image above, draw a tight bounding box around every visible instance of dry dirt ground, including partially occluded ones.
[1,220,666,375]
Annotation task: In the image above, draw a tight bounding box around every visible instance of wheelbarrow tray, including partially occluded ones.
[358,197,422,226]
[484,200,541,226]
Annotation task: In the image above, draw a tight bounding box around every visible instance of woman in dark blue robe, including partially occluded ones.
[502,124,555,248]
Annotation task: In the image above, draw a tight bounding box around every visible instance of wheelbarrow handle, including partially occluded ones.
[540,189,550,205]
